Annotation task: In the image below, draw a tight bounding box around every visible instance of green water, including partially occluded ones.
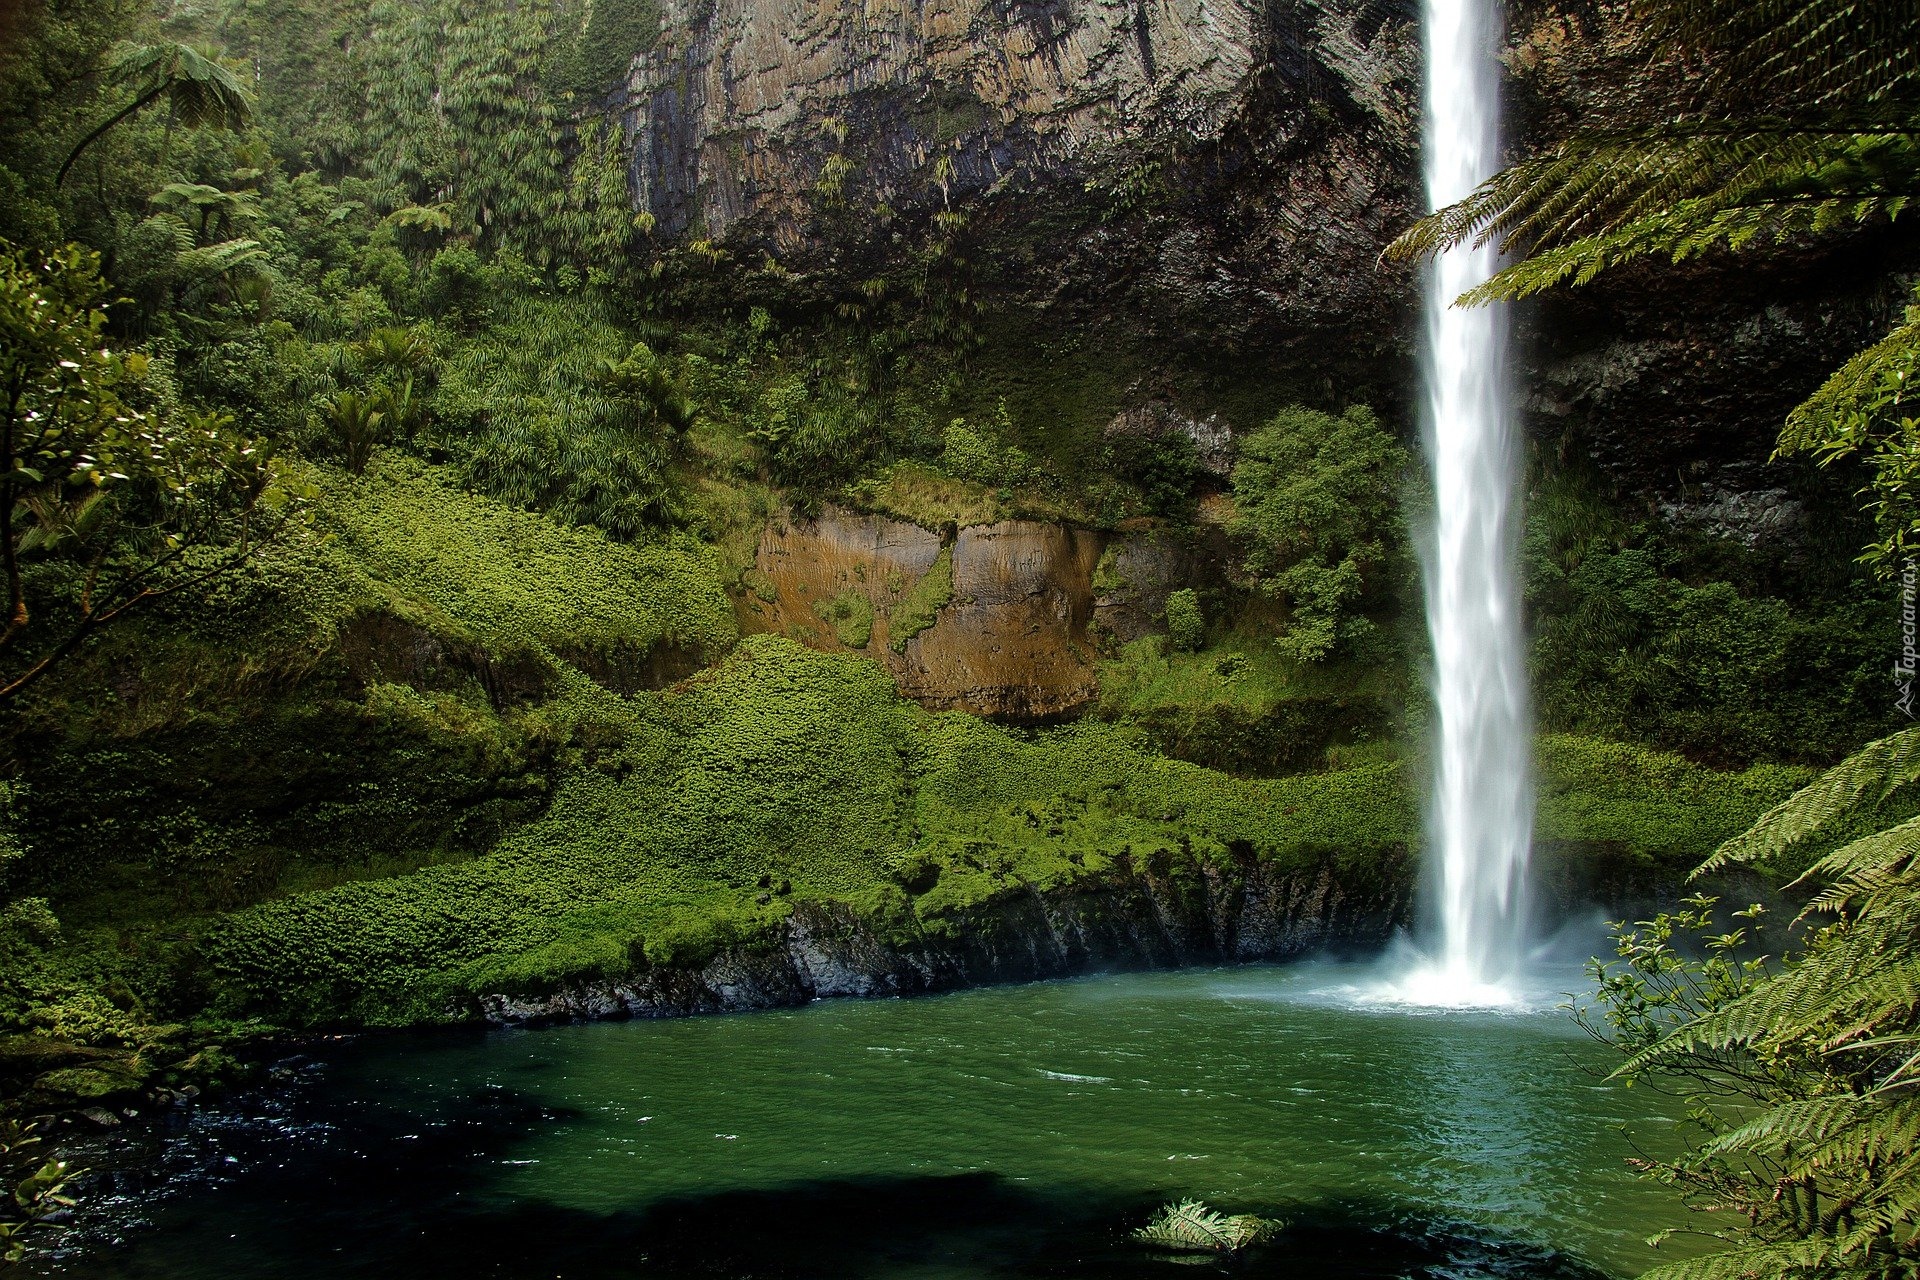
[49,963,1693,1279]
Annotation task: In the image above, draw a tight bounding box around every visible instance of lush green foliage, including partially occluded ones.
[434,295,690,534]
[58,42,254,185]
[273,456,734,660]
[188,637,1793,1027]
[1,239,283,701]
[1230,405,1410,662]
[939,411,1033,489]
[888,546,954,652]
[815,589,875,649]
[1525,485,1895,765]
[1583,725,1920,1279]
[9,460,730,916]
[1096,632,1399,776]
[1784,290,1920,572]
[1163,588,1206,652]
[546,0,660,101]
[0,1117,75,1264]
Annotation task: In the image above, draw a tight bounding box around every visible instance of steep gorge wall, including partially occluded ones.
[614,0,1424,373]
[607,0,1915,496]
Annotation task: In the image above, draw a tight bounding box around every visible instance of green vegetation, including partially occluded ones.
[815,589,874,649]
[939,408,1033,488]
[1526,476,1893,766]
[1163,589,1206,652]
[1230,405,1410,662]
[548,0,661,100]
[1,242,282,702]
[0,1118,74,1263]
[1583,729,1920,1280]
[0,6,1908,1279]
[1133,1200,1281,1257]
[889,546,954,652]
[1096,631,1398,776]
[185,638,1791,1027]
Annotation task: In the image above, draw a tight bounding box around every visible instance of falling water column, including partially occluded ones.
[1418,0,1533,998]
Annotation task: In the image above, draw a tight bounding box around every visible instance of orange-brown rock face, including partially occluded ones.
[740,508,1116,718]
[900,520,1106,717]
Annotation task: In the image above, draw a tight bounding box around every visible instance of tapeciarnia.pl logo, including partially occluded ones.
[1900,560,1918,718]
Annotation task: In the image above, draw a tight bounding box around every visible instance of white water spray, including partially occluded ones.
[1393,0,1534,1008]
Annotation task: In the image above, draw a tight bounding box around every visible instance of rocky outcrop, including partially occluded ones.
[742,506,1133,717]
[1519,241,1920,492]
[1090,524,1208,643]
[614,0,1423,375]
[613,0,1399,242]
[473,834,1730,1026]
[478,850,1412,1024]
[1105,402,1236,477]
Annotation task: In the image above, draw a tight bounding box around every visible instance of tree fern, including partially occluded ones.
[57,43,254,184]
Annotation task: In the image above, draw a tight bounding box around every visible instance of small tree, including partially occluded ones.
[1229,405,1408,662]
[0,240,288,701]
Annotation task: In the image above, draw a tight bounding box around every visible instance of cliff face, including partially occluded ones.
[610,0,1914,497]
[615,0,1425,377]
[740,507,1208,718]
[615,0,1410,242]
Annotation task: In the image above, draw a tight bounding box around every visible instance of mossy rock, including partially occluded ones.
[31,1060,146,1103]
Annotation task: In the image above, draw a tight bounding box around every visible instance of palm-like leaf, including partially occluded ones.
[1133,1200,1280,1254]
[57,43,254,184]
[110,43,253,131]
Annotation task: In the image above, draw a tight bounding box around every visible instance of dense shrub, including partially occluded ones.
[1528,513,1896,766]
[435,293,685,535]
[1230,405,1411,662]
[1113,431,1202,519]
[1164,589,1206,651]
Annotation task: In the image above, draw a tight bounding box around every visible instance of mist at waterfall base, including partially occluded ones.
[1379,0,1537,1010]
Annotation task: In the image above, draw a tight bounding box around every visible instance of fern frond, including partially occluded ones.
[175,239,267,278]
[110,42,253,131]
[1641,1238,1844,1280]
[1640,0,1920,108]
[1694,726,1920,875]
[1781,309,1920,453]
[1133,1201,1279,1254]
[1796,813,1920,906]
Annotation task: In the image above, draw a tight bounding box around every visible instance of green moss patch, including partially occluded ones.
[814,589,874,649]
[889,546,955,651]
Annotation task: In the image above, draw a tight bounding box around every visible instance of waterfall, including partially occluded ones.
[1406,0,1534,1004]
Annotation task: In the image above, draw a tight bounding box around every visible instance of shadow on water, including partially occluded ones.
[41,1073,1609,1280]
